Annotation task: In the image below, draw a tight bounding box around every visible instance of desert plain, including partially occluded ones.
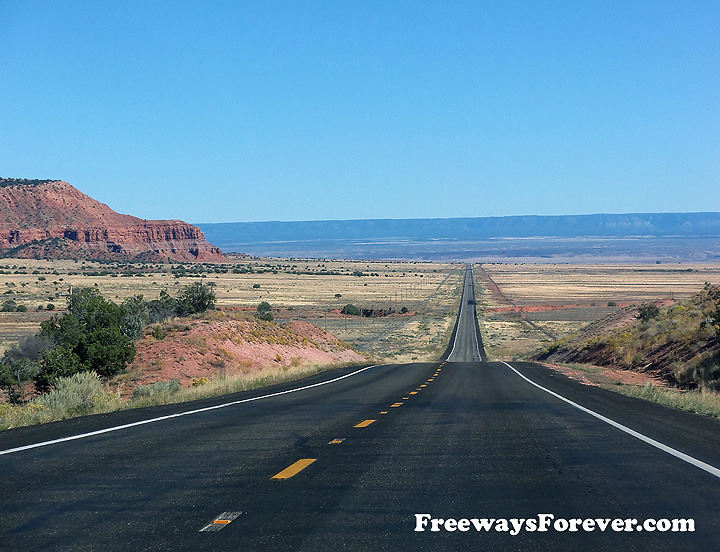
[1,257,719,365]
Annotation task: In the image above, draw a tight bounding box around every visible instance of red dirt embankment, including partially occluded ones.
[118,314,365,394]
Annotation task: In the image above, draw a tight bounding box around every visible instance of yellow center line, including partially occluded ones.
[391,402,404,407]
[354,419,376,428]
[380,411,388,414]
[409,391,418,395]
[271,458,316,479]
[403,397,410,399]
[420,384,427,387]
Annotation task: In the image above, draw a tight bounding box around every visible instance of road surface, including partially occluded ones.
[1,266,719,550]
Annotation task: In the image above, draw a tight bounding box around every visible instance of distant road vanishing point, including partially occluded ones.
[1,266,719,550]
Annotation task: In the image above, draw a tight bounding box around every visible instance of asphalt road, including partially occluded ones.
[1,267,719,551]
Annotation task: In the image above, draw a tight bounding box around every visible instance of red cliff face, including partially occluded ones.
[0,179,224,261]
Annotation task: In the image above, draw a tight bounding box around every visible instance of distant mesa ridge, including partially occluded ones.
[199,212,720,242]
[197,213,720,261]
[0,178,223,261]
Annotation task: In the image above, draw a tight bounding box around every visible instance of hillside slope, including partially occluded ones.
[535,284,720,389]
[121,313,365,393]
[0,178,223,262]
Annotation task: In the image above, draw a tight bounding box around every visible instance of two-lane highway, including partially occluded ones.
[445,265,485,362]
[2,265,719,550]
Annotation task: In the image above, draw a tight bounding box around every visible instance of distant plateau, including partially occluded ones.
[198,214,720,262]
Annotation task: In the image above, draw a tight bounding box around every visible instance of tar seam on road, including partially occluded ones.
[0,364,384,457]
[502,361,720,480]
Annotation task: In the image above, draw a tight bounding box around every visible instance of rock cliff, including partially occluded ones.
[0,179,223,261]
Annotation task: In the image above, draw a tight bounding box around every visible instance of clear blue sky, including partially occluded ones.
[1,1,718,223]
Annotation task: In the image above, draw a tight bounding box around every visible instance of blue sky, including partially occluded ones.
[1,1,718,223]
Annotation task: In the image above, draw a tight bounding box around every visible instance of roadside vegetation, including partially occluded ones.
[474,263,720,417]
[0,282,216,405]
[536,283,720,390]
[0,360,363,430]
[0,279,371,430]
[549,363,720,418]
[0,258,460,429]
[532,284,720,417]
[614,383,720,418]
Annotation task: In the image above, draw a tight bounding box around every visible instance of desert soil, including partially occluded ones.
[0,257,464,365]
[475,262,720,360]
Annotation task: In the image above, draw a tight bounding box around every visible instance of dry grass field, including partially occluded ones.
[5,258,720,425]
[4,258,719,365]
[475,263,720,360]
[0,257,464,362]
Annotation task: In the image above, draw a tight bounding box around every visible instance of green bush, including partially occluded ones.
[0,335,51,403]
[121,295,149,339]
[150,324,167,340]
[0,358,38,404]
[176,282,216,316]
[341,304,361,316]
[146,290,176,323]
[256,301,274,322]
[636,303,660,321]
[34,288,137,392]
[34,371,108,417]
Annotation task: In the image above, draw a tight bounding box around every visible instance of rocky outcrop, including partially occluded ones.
[0,179,223,261]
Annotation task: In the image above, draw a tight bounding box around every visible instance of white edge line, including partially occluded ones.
[447,268,469,361]
[501,361,720,480]
[0,364,382,457]
[445,276,464,361]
